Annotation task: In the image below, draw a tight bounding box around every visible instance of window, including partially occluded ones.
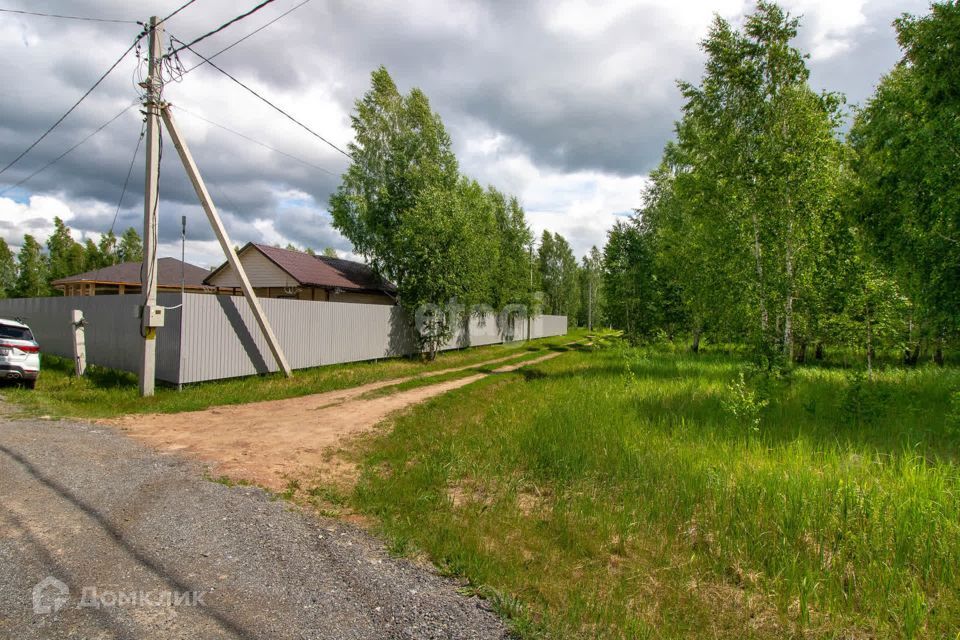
[0,324,34,341]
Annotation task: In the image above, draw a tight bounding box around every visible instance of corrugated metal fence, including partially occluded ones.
[0,294,567,384]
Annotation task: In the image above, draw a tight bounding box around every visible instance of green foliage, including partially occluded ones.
[0,238,16,298]
[330,66,537,353]
[850,1,960,346]
[117,227,142,263]
[14,234,49,297]
[536,230,579,319]
[721,371,768,434]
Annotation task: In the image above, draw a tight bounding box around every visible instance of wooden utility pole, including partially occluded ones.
[136,16,292,396]
[139,16,163,397]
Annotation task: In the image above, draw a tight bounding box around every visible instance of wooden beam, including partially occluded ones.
[161,107,292,377]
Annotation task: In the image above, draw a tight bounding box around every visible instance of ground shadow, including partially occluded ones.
[0,444,258,639]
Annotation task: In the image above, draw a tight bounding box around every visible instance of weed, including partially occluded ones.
[721,371,767,434]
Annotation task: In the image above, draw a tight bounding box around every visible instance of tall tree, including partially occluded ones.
[14,235,49,297]
[117,227,143,263]
[850,0,960,360]
[488,188,533,309]
[330,66,501,354]
[98,231,118,266]
[578,246,603,329]
[330,66,459,292]
[0,238,16,298]
[537,231,579,319]
[46,217,84,283]
[658,2,845,362]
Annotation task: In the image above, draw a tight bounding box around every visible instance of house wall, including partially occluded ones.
[207,249,298,289]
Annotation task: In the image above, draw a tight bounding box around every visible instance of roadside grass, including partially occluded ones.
[0,330,587,419]
[348,342,960,639]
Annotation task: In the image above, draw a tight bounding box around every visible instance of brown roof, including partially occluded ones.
[205,243,396,294]
[51,258,213,289]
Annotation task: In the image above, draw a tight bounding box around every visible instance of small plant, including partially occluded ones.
[721,371,767,434]
[841,369,888,425]
[947,391,960,438]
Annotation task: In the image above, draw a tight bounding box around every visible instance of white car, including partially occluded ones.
[0,318,40,389]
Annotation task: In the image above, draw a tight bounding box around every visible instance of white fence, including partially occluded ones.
[0,294,567,384]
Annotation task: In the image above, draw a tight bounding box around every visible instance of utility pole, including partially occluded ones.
[135,16,291,396]
[139,16,163,397]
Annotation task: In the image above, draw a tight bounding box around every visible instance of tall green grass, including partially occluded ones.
[352,343,960,638]
[0,330,587,419]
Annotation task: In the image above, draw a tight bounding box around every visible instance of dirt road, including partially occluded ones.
[106,349,565,491]
[0,417,509,639]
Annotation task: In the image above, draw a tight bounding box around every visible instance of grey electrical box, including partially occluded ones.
[143,305,165,328]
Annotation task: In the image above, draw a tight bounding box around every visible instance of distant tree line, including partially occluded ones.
[0,219,142,298]
[598,1,959,370]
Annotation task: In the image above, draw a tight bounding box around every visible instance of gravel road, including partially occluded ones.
[0,415,510,639]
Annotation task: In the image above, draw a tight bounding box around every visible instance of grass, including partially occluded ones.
[347,338,960,639]
[0,330,587,419]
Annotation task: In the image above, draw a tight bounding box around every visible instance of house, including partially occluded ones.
[51,258,222,296]
[204,243,396,305]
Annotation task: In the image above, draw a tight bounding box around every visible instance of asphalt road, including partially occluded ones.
[0,416,510,640]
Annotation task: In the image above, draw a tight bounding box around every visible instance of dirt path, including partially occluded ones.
[105,349,566,491]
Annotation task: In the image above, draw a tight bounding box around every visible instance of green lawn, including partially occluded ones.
[0,330,587,419]
[347,339,960,639]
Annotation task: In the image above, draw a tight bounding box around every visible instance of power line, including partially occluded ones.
[173,105,337,176]
[174,39,353,160]
[160,0,199,24]
[110,122,147,237]
[0,8,137,23]
[166,0,278,57]
[181,0,312,76]
[0,32,146,178]
[0,102,138,198]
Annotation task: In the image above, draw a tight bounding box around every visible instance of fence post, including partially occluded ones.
[71,309,87,377]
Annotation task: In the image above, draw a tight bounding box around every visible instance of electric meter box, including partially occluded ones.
[143,305,165,328]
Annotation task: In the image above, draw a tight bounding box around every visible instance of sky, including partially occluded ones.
[0,0,931,269]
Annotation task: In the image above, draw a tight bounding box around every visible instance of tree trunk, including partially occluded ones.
[865,301,873,380]
[935,333,945,367]
[815,342,824,360]
[795,341,807,364]
[783,218,794,360]
[690,326,701,354]
[750,210,769,340]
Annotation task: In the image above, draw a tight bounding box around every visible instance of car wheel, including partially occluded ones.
[23,379,36,390]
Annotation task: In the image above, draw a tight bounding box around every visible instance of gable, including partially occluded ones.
[206,248,301,288]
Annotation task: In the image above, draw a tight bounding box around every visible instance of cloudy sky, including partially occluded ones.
[0,0,929,268]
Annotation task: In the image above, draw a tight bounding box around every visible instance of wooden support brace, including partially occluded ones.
[160,106,293,378]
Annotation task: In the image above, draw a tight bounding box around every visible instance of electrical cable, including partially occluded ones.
[180,0,312,76]
[0,101,138,198]
[140,131,161,338]
[166,0,277,57]
[0,31,146,178]
[109,121,147,237]
[172,105,337,176]
[173,39,353,160]
[160,0,199,24]
[0,8,137,23]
